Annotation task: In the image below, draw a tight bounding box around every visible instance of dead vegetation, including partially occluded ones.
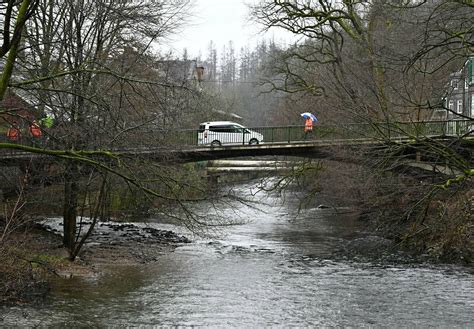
[0,223,61,305]
[314,160,473,264]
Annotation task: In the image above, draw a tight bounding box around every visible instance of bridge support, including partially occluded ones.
[207,174,219,189]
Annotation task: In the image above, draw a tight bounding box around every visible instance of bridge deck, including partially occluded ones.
[0,119,472,164]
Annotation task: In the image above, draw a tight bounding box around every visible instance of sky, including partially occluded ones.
[162,0,298,59]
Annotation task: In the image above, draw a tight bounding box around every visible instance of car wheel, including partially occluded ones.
[249,138,259,145]
[211,140,221,147]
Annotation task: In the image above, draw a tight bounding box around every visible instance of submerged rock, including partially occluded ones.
[316,204,332,209]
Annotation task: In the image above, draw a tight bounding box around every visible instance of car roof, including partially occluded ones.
[199,121,242,126]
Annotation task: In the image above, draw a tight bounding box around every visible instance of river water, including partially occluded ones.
[1,180,473,327]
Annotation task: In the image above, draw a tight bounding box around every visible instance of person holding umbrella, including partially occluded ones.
[301,112,318,139]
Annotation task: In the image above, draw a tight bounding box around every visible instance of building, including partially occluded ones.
[438,57,474,120]
[0,89,39,125]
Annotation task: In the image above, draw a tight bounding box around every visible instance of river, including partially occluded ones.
[1,179,473,327]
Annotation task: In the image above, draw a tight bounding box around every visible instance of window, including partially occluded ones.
[457,100,462,114]
[451,79,459,89]
[448,100,454,110]
[471,95,474,117]
[210,125,235,132]
[467,57,473,86]
[231,125,246,133]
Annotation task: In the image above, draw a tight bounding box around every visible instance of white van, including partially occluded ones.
[197,121,264,146]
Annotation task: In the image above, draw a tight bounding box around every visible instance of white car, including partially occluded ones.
[197,121,264,146]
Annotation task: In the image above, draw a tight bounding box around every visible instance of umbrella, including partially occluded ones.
[300,112,318,122]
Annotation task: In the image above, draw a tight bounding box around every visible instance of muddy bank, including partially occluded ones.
[38,219,191,266]
[357,207,473,266]
[0,220,191,305]
[295,159,473,266]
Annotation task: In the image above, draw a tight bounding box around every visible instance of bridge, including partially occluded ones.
[0,120,472,165]
[158,138,389,162]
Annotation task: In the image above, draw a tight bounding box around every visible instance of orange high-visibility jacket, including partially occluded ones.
[7,128,20,140]
[29,122,42,137]
[304,118,313,132]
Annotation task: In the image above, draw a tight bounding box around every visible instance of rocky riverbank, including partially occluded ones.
[39,219,191,265]
[0,219,191,305]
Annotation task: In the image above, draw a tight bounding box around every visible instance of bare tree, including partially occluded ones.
[0,0,229,260]
[251,0,473,256]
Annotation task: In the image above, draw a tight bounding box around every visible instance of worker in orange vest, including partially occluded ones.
[6,127,20,141]
[29,120,42,137]
[304,117,313,139]
[28,120,43,147]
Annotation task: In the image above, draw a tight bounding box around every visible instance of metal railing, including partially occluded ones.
[172,119,473,147]
[0,120,472,155]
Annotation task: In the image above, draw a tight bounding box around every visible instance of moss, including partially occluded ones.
[30,253,68,266]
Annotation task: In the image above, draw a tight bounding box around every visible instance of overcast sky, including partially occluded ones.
[161,0,297,59]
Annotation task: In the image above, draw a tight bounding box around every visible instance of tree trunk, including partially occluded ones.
[0,0,34,100]
[63,162,78,253]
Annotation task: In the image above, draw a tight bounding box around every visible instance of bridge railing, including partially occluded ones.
[173,119,472,146]
[365,120,472,139]
[0,120,471,154]
[53,119,474,147]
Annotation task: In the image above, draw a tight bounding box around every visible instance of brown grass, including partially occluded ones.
[0,223,66,305]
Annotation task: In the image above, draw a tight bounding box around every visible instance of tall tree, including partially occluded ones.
[1,0,203,258]
[251,0,473,251]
